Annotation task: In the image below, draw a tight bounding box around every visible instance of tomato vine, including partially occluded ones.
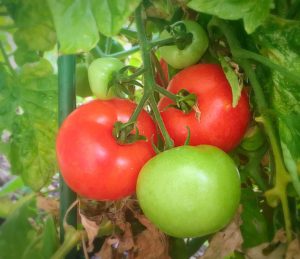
[208,17,293,241]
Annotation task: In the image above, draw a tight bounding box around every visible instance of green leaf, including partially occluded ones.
[253,17,300,196]
[13,47,40,66]
[187,0,272,34]
[3,0,56,51]
[0,60,58,191]
[91,0,141,36]
[219,56,241,107]
[47,0,99,54]
[0,194,33,218]
[22,216,59,259]
[0,196,37,258]
[279,116,300,197]
[0,196,58,259]
[240,188,270,248]
[0,176,25,197]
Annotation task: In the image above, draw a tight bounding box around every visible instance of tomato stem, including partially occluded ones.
[134,4,174,149]
[234,49,300,84]
[51,227,85,259]
[93,45,140,59]
[209,17,293,242]
[154,85,177,102]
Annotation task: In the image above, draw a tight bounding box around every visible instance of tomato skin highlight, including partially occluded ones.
[56,99,156,201]
[158,64,251,151]
[137,145,241,238]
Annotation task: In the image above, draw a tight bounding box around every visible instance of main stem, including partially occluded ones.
[209,17,292,242]
[134,4,174,149]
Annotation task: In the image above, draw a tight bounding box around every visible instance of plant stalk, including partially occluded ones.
[209,17,292,242]
[134,4,174,149]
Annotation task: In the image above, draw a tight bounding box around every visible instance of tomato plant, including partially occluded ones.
[159,20,208,69]
[137,145,241,238]
[88,57,124,100]
[159,63,251,151]
[56,99,156,200]
[1,1,300,258]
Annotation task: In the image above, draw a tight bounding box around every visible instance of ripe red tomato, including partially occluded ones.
[155,59,169,87]
[56,99,156,200]
[158,64,250,151]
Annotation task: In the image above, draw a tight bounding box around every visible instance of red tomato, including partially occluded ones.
[155,59,169,87]
[56,99,156,201]
[158,64,250,152]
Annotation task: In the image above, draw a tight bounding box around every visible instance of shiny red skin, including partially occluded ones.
[155,59,169,87]
[56,99,156,201]
[158,64,251,152]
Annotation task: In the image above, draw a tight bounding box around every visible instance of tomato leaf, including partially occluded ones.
[47,0,99,54]
[2,0,56,51]
[188,0,272,34]
[253,17,300,197]
[278,116,300,197]
[90,0,141,37]
[0,60,58,191]
[0,176,25,197]
[0,196,59,259]
[219,56,242,108]
[240,188,270,248]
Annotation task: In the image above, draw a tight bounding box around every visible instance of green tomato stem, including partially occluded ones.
[94,45,140,59]
[234,49,300,84]
[134,4,174,149]
[0,41,15,75]
[155,85,178,102]
[94,37,177,60]
[150,37,177,48]
[120,28,138,40]
[127,92,149,123]
[51,227,84,259]
[209,17,293,242]
[149,95,174,149]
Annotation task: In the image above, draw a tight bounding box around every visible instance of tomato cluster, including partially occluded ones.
[56,20,251,238]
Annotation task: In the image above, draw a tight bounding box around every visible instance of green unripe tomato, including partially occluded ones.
[159,20,208,69]
[88,57,124,100]
[137,145,241,238]
[75,63,92,97]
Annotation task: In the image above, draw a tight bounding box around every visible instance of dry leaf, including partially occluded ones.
[36,196,59,216]
[201,207,243,259]
[96,237,117,259]
[273,229,287,244]
[116,222,135,253]
[286,239,300,259]
[245,229,288,259]
[134,213,170,259]
[79,211,100,252]
[246,243,286,259]
[135,229,170,259]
